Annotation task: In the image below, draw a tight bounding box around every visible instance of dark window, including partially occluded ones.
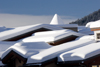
[97,33,100,39]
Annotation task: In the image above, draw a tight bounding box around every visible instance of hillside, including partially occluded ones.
[70,9,100,25]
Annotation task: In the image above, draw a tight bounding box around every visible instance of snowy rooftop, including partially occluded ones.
[1,42,52,59]
[75,35,94,40]
[78,27,94,35]
[0,35,95,64]
[0,41,16,57]
[0,14,100,66]
[86,20,100,28]
[26,37,95,64]
[22,29,84,42]
[58,41,100,62]
[0,24,64,41]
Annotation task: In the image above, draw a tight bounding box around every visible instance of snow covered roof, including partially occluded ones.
[0,24,63,41]
[22,29,84,42]
[85,22,93,28]
[50,14,64,25]
[0,41,16,57]
[58,42,100,62]
[86,20,100,28]
[78,27,94,35]
[1,42,52,60]
[26,38,95,64]
[78,26,87,31]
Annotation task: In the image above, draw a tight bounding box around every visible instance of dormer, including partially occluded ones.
[91,28,100,41]
[90,20,100,41]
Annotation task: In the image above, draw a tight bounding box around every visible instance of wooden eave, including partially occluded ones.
[91,27,100,31]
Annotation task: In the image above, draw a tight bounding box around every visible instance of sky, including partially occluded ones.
[0,0,100,27]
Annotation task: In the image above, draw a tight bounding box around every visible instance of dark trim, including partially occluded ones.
[62,27,78,32]
[2,50,27,64]
[23,57,57,67]
[48,35,78,45]
[58,53,100,66]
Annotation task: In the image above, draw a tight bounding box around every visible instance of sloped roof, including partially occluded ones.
[1,42,52,59]
[22,29,84,42]
[50,14,64,25]
[0,24,63,41]
[26,38,94,64]
[86,20,100,28]
[1,35,95,64]
[78,27,94,35]
[85,22,93,28]
[58,41,100,62]
[75,35,94,40]
[0,30,95,65]
[0,41,16,57]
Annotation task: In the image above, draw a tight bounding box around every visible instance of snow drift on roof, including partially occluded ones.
[26,38,95,64]
[58,42,100,62]
[1,42,52,59]
[78,27,94,35]
[86,20,100,28]
[85,22,93,28]
[0,41,16,57]
[78,26,86,31]
[50,14,64,25]
[0,24,63,41]
[22,29,84,42]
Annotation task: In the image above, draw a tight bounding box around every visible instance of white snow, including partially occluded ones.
[75,35,94,40]
[0,24,63,41]
[78,26,86,31]
[50,14,64,25]
[0,41,16,57]
[78,27,94,35]
[27,38,95,63]
[1,42,52,59]
[85,22,93,28]
[86,20,100,28]
[58,42,100,62]
[22,29,84,42]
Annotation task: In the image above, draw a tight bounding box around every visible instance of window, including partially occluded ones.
[97,33,100,39]
[92,65,97,67]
